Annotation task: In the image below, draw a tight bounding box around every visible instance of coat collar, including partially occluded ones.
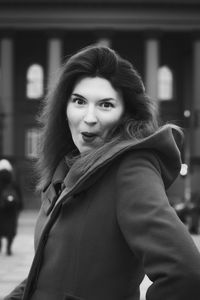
[62,124,182,192]
[42,125,183,215]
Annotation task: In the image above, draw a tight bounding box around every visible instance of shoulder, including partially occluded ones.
[117,149,161,176]
[114,145,177,190]
[112,125,182,189]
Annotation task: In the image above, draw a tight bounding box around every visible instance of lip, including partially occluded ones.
[81,132,99,143]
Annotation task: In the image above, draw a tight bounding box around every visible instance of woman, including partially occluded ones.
[5,45,200,300]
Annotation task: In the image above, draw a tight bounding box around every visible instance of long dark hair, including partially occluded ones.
[36,45,159,190]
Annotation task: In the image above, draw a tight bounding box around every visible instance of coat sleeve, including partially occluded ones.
[116,150,200,300]
[3,279,27,300]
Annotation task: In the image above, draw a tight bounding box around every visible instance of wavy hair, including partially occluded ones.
[36,45,159,190]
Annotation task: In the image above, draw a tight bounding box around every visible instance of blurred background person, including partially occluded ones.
[188,191,200,234]
[0,159,23,255]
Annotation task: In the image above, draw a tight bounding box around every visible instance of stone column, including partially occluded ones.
[182,38,200,202]
[47,37,63,90]
[192,38,200,157]
[144,37,160,100]
[0,37,14,156]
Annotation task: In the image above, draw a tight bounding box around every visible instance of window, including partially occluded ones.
[158,66,173,100]
[26,64,44,99]
[25,128,41,158]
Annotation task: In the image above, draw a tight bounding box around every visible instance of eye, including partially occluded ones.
[72,97,86,105]
[100,101,114,109]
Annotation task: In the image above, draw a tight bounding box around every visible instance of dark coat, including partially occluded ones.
[0,172,22,238]
[5,126,200,300]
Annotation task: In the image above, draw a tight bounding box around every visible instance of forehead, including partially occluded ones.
[72,76,121,99]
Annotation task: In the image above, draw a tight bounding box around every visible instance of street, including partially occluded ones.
[0,211,200,300]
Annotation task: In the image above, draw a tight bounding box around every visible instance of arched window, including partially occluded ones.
[158,66,173,100]
[25,127,41,158]
[26,64,44,99]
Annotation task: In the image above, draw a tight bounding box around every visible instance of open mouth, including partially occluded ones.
[81,132,98,143]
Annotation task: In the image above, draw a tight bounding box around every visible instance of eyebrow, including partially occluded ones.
[72,93,116,101]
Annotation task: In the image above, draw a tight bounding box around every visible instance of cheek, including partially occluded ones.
[100,112,123,133]
[104,109,124,126]
[67,106,81,129]
[66,105,73,123]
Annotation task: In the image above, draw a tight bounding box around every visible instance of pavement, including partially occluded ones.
[0,211,200,300]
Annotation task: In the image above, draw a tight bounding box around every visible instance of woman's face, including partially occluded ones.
[66,76,124,153]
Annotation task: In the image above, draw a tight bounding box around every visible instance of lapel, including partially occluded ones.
[42,125,182,215]
[42,159,69,215]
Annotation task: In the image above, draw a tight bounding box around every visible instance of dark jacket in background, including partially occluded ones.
[5,125,200,300]
[0,170,22,238]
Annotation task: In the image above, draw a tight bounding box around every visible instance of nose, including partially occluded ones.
[83,106,97,125]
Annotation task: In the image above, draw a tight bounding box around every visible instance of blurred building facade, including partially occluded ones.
[0,0,200,208]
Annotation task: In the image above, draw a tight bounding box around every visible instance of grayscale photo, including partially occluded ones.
[0,1,200,299]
